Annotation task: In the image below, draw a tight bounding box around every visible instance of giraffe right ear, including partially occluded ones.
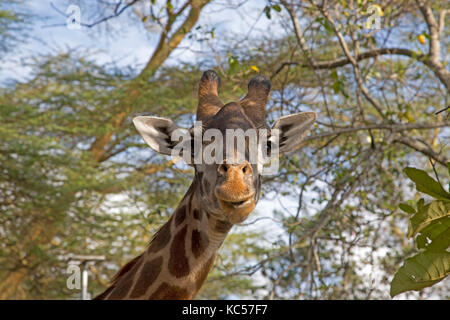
[133,116,184,155]
[271,112,316,154]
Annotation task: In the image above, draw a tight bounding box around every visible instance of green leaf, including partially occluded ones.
[415,234,428,249]
[332,80,341,94]
[263,6,271,19]
[228,56,240,75]
[416,216,450,251]
[409,200,450,237]
[404,167,450,200]
[417,198,425,211]
[272,4,282,12]
[390,251,450,297]
[322,20,334,33]
[315,16,333,33]
[330,69,338,80]
[399,203,416,214]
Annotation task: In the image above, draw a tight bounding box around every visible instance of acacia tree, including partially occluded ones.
[0,0,215,299]
[254,0,449,299]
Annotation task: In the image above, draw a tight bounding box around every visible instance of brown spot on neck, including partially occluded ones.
[94,255,143,300]
[193,209,202,220]
[129,256,163,298]
[168,225,190,278]
[175,204,186,226]
[110,253,142,284]
[104,269,135,299]
[148,217,172,254]
[191,229,209,258]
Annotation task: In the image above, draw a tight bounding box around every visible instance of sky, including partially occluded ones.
[1,0,280,83]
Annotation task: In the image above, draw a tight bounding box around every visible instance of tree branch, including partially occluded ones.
[438,9,449,36]
[416,0,450,91]
[280,0,335,127]
[272,47,431,78]
[394,135,448,166]
[318,3,385,118]
[274,2,449,92]
[47,0,140,28]
[304,121,450,142]
[89,0,211,162]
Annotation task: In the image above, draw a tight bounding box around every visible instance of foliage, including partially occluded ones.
[391,166,450,297]
[0,53,190,298]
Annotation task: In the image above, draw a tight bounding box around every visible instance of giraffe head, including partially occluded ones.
[133,70,316,225]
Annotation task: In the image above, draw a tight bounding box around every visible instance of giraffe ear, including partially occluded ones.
[271,112,316,154]
[133,116,185,155]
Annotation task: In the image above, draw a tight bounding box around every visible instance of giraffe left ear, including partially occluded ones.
[133,116,184,155]
[271,112,316,154]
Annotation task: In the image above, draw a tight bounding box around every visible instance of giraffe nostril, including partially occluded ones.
[242,163,251,175]
[218,164,228,175]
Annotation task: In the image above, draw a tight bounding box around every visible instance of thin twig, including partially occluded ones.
[428,158,442,185]
[435,106,449,115]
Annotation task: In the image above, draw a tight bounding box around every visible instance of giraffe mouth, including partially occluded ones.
[229,198,252,207]
[216,194,255,209]
[215,192,256,224]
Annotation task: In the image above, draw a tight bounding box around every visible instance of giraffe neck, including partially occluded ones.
[96,181,233,300]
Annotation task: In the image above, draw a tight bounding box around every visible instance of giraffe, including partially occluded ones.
[94,70,316,300]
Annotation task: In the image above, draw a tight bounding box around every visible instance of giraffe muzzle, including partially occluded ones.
[214,192,256,224]
[222,195,254,208]
[214,190,255,207]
